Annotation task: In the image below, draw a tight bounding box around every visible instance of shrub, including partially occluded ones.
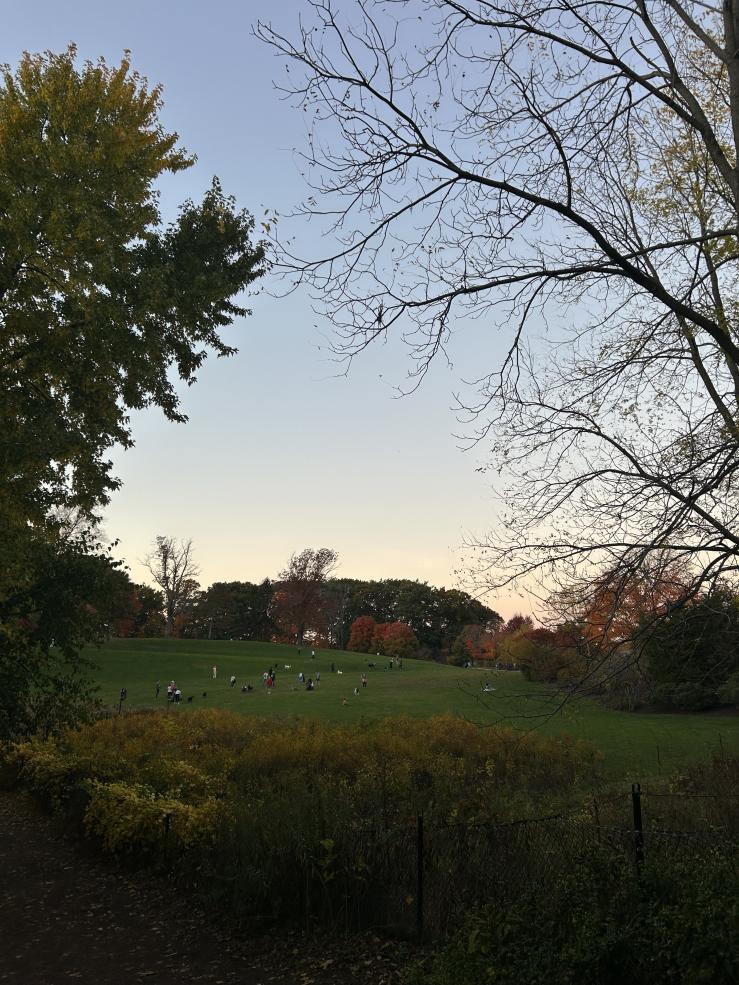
[3,710,602,927]
[415,848,739,985]
[652,682,718,712]
[718,671,739,708]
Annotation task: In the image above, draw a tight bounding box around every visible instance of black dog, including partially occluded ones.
[187,696,194,703]
[202,691,207,698]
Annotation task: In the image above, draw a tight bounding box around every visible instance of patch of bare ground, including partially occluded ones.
[0,792,415,985]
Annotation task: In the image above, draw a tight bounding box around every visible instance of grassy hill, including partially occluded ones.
[90,638,739,777]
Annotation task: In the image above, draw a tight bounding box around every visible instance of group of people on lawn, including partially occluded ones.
[152,658,376,707]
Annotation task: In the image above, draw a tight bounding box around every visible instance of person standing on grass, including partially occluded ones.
[230,673,237,688]
[316,671,321,685]
[212,665,217,680]
[155,681,160,699]
[361,673,367,688]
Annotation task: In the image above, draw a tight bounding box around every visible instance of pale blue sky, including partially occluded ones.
[3,0,530,616]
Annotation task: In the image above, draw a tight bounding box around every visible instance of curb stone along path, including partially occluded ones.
[0,792,411,985]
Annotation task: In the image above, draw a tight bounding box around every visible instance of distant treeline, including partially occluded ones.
[110,575,503,661]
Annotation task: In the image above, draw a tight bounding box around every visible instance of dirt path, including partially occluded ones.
[0,792,411,985]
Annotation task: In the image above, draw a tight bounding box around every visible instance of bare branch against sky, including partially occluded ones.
[257,1,739,630]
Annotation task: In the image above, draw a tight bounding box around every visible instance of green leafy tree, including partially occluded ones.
[190,580,275,640]
[0,46,267,733]
[0,528,131,738]
[130,584,165,638]
[1,47,266,540]
[328,578,501,656]
[642,589,739,710]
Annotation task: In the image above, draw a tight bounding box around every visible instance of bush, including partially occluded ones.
[652,682,718,712]
[718,671,739,708]
[415,848,739,985]
[2,711,602,927]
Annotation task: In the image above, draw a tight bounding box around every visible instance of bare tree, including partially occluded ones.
[144,536,200,637]
[257,1,739,650]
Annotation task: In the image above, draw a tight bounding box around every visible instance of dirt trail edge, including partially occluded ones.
[0,792,412,985]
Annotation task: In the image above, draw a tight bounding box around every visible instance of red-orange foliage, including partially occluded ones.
[381,621,419,659]
[347,615,376,652]
[371,621,389,653]
[453,624,496,663]
[578,564,689,647]
[347,615,419,657]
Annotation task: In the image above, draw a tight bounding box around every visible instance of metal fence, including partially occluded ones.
[287,783,739,940]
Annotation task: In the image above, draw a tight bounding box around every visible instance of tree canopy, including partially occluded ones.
[0,47,267,735]
[1,46,266,544]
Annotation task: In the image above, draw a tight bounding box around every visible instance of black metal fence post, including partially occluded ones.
[631,783,644,868]
[417,813,424,942]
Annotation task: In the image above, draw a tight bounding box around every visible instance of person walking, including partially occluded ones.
[155,680,160,699]
[229,673,237,688]
[361,673,367,688]
[212,665,217,680]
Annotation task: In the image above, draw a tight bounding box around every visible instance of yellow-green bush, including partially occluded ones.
[6,710,601,824]
[83,780,226,853]
[3,710,602,927]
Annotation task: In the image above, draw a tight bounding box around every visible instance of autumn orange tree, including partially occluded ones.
[347,615,376,652]
[379,621,419,659]
[346,615,420,657]
[271,548,339,644]
[450,624,496,666]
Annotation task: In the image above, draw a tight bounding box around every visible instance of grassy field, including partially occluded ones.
[90,638,739,778]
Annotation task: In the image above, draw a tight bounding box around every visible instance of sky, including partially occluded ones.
[2,0,534,617]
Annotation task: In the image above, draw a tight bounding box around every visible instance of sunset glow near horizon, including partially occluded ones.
[4,0,539,619]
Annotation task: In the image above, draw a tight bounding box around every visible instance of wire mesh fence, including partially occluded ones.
[286,783,738,940]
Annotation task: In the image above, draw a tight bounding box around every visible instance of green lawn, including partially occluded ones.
[90,638,739,778]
